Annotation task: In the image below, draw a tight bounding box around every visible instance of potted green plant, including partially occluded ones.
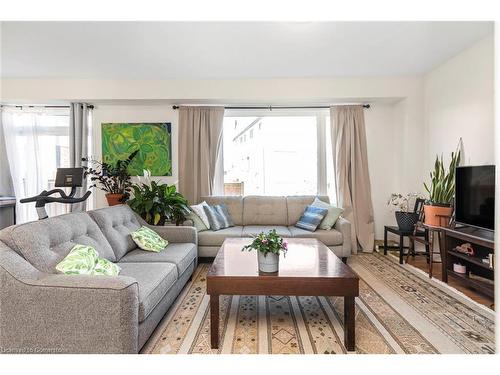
[242,229,288,273]
[423,149,461,227]
[82,150,139,206]
[127,171,190,225]
[387,193,421,231]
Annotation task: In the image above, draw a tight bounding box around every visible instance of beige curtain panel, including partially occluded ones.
[179,106,225,205]
[69,103,91,212]
[330,105,375,253]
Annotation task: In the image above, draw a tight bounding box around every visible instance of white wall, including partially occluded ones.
[92,104,178,208]
[1,76,422,103]
[424,36,494,168]
[365,103,400,238]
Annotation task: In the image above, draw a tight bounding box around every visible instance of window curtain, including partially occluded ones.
[0,114,14,196]
[1,107,70,223]
[330,105,375,253]
[178,106,225,204]
[69,103,92,211]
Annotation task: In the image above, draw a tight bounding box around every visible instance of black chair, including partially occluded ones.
[407,198,431,265]
[383,198,428,264]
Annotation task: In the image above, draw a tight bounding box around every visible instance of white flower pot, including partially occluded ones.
[258,251,279,273]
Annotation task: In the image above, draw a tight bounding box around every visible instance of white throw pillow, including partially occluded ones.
[190,201,211,229]
[311,197,343,230]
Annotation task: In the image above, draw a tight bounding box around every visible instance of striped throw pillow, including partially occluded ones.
[202,204,234,231]
[295,205,329,232]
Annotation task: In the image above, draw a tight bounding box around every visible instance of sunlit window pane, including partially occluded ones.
[223,116,317,196]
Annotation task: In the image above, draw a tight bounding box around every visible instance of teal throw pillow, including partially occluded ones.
[295,205,329,232]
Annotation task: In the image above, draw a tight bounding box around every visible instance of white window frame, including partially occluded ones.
[223,108,330,196]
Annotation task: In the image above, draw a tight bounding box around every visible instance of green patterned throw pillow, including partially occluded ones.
[130,226,168,252]
[92,258,121,276]
[55,244,99,275]
[56,244,121,276]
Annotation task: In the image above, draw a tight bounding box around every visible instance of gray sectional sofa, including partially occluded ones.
[0,205,197,354]
[197,195,351,259]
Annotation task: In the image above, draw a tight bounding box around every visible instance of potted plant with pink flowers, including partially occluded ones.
[242,229,288,273]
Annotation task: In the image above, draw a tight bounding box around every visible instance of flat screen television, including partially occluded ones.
[455,165,495,231]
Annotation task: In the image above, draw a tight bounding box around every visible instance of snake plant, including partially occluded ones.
[423,150,461,206]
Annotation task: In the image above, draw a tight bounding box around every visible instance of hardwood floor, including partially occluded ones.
[378,245,494,310]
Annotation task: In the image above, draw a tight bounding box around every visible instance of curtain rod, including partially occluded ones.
[172,104,370,110]
[0,104,94,110]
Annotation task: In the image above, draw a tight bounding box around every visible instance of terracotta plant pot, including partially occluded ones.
[423,204,453,227]
[105,193,125,206]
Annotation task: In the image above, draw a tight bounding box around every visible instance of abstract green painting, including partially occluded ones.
[102,122,172,176]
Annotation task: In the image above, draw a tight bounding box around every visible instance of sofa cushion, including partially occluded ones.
[311,197,343,230]
[198,226,243,247]
[92,257,121,276]
[203,204,234,231]
[295,205,329,232]
[288,226,343,246]
[243,196,287,225]
[286,196,330,226]
[53,244,121,276]
[242,225,292,238]
[119,243,197,275]
[0,212,116,273]
[55,244,100,275]
[190,201,211,228]
[201,196,244,226]
[118,262,178,322]
[130,226,169,252]
[186,209,209,232]
[88,205,141,260]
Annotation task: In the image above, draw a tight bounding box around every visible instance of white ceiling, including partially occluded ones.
[0,21,493,79]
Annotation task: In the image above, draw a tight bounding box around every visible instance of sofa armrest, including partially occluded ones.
[334,217,352,256]
[0,244,139,353]
[147,225,198,245]
[134,212,197,244]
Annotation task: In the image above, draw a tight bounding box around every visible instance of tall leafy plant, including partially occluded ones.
[127,174,189,225]
[423,150,461,206]
[82,150,139,201]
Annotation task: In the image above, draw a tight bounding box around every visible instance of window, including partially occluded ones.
[223,110,335,202]
[1,107,72,222]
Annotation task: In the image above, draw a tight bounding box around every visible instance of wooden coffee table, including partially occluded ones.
[206,238,359,351]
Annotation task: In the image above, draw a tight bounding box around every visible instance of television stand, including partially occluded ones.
[443,226,494,299]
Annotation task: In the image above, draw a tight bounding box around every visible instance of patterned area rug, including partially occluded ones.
[142,253,495,354]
